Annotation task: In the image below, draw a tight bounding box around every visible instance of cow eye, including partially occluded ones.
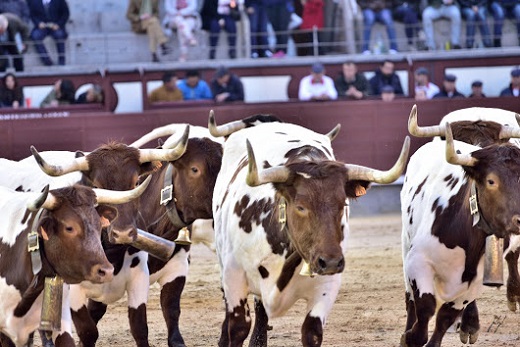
[191,167,199,173]
[487,179,495,186]
[296,205,305,212]
[65,226,74,233]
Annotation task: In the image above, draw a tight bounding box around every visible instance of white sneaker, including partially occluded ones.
[362,50,371,55]
[388,49,398,54]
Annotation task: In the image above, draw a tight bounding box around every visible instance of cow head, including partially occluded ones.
[30,127,188,244]
[245,137,409,275]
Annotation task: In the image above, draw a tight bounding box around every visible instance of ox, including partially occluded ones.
[210,115,409,346]
[401,119,520,347]
[0,178,151,347]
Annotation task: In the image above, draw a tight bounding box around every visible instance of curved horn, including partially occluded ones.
[94,175,152,205]
[445,122,477,167]
[408,104,446,138]
[31,145,89,176]
[130,123,189,148]
[246,139,290,187]
[138,126,189,163]
[27,185,50,211]
[516,113,520,127]
[499,121,520,139]
[208,110,248,137]
[325,124,341,141]
[345,136,410,184]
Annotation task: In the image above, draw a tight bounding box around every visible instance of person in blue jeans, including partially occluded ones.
[245,0,271,58]
[265,0,291,57]
[489,0,520,47]
[459,0,492,48]
[200,0,238,60]
[357,0,399,54]
[392,0,425,50]
[422,0,462,50]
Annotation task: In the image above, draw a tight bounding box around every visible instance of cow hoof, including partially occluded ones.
[460,330,479,344]
[469,331,479,344]
[507,299,517,312]
[399,333,409,347]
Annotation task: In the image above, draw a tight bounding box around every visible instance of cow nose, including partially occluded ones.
[109,227,138,244]
[317,255,345,275]
[91,263,114,283]
[512,215,520,228]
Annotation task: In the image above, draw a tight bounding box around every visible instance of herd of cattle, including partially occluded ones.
[0,106,519,347]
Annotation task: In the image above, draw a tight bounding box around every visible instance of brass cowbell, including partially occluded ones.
[299,261,314,277]
[174,227,192,245]
[40,276,64,332]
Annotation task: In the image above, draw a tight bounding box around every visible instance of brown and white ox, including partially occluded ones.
[210,115,410,346]
[401,115,520,347]
[0,178,151,347]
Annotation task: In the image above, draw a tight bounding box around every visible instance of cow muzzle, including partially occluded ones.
[109,226,138,244]
[88,263,115,283]
[312,255,345,276]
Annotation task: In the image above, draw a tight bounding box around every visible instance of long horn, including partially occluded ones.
[499,122,520,139]
[27,185,50,211]
[31,146,89,176]
[325,124,341,141]
[94,175,152,205]
[138,126,189,163]
[208,110,248,137]
[408,104,446,138]
[246,139,290,187]
[130,123,189,148]
[445,122,477,167]
[345,136,410,184]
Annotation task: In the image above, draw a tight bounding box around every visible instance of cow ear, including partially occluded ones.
[345,181,371,198]
[139,162,159,176]
[96,205,118,225]
[39,226,50,241]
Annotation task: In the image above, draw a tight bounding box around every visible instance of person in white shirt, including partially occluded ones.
[298,62,338,101]
[414,66,440,100]
[163,0,200,62]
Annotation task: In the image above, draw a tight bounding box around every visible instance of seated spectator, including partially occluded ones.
[0,0,31,24]
[422,0,462,50]
[0,13,29,72]
[210,66,244,102]
[149,72,183,103]
[177,70,213,101]
[298,62,337,101]
[414,67,440,99]
[126,0,170,63]
[0,72,23,108]
[489,1,520,47]
[369,60,404,96]
[200,0,238,60]
[433,74,465,98]
[40,79,75,107]
[499,67,520,97]
[76,84,104,104]
[358,0,398,54]
[246,0,271,58]
[469,80,486,97]
[381,85,396,101]
[334,61,369,100]
[392,0,425,51]
[163,0,200,62]
[459,0,492,48]
[414,89,428,100]
[27,0,70,66]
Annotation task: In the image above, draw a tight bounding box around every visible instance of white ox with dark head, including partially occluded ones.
[210,115,409,346]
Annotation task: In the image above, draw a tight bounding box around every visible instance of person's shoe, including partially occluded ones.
[271,50,285,58]
[388,49,398,54]
[251,52,259,59]
[160,43,171,55]
[362,50,371,55]
[178,54,187,62]
[209,50,216,60]
[152,53,160,62]
[262,50,273,58]
[229,49,236,59]
[494,38,502,47]
[188,38,198,46]
[42,58,54,66]
[452,44,462,50]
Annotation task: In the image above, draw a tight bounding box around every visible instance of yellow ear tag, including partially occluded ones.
[100,216,111,228]
[355,186,367,197]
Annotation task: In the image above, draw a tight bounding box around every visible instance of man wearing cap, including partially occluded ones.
[298,62,338,101]
[414,67,439,99]
[210,66,244,103]
[433,73,465,98]
[500,68,520,97]
[469,80,486,98]
[0,13,29,72]
[381,85,396,102]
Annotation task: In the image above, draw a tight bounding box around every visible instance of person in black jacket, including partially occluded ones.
[210,66,244,102]
[0,72,24,108]
[433,74,466,98]
[334,61,369,99]
[368,60,404,96]
[0,13,29,72]
[200,0,238,60]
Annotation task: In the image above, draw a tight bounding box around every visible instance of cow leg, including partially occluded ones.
[404,291,417,332]
[301,313,323,347]
[425,302,462,347]
[505,244,520,311]
[87,299,108,323]
[248,297,268,347]
[400,284,436,347]
[459,301,480,344]
[128,303,149,347]
[71,305,99,347]
[160,277,187,347]
[0,332,15,347]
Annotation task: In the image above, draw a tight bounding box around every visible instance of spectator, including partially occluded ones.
[381,85,396,101]
[414,89,428,100]
[298,62,337,101]
[163,0,200,62]
[0,13,29,72]
[334,61,369,100]
[469,80,486,97]
[149,72,183,103]
[40,79,75,107]
[0,72,23,108]
[200,0,238,60]
[126,0,170,63]
[392,0,425,51]
[0,0,31,24]
[76,84,104,104]
[422,0,462,51]
[27,0,70,66]
[177,69,213,100]
[499,67,520,97]
[265,0,292,58]
[433,74,465,98]
[210,66,244,102]
[358,0,399,54]
[298,0,324,56]
[489,1,520,48]
[459,0,492,48]
[368,60,404,96]
[245,0,270,58]
[414,67,440,99]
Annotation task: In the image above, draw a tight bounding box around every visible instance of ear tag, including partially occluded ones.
[355,186,367,197]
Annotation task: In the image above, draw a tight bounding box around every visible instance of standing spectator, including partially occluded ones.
[126,0,170,63]
[368,60,404,96]
[245,0,271,58]
[0,72,23,108]
[149,72,183,103]
[334,61,369,99]
[433,73,465,98]
[0,0,31,24]
[265,0,292,58]
[499,67,520,97]
[298,0,324,56]
[459,0,492,48]
[392,0,425,51]
[489,1,520,47]
[469,80,486,97]
[210,66,244,102]
[414,67,440,99]
[381,85,396,101]
[27,0,70,66]
[163,0,200,62]
[0,13,29,72]
[358,0,399,54]
[298,62,337,101]
[422,0,462,51]
[200,0,238,60]
[76,84,104,104]
[177,69,213,100]
[40,79,75,107]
